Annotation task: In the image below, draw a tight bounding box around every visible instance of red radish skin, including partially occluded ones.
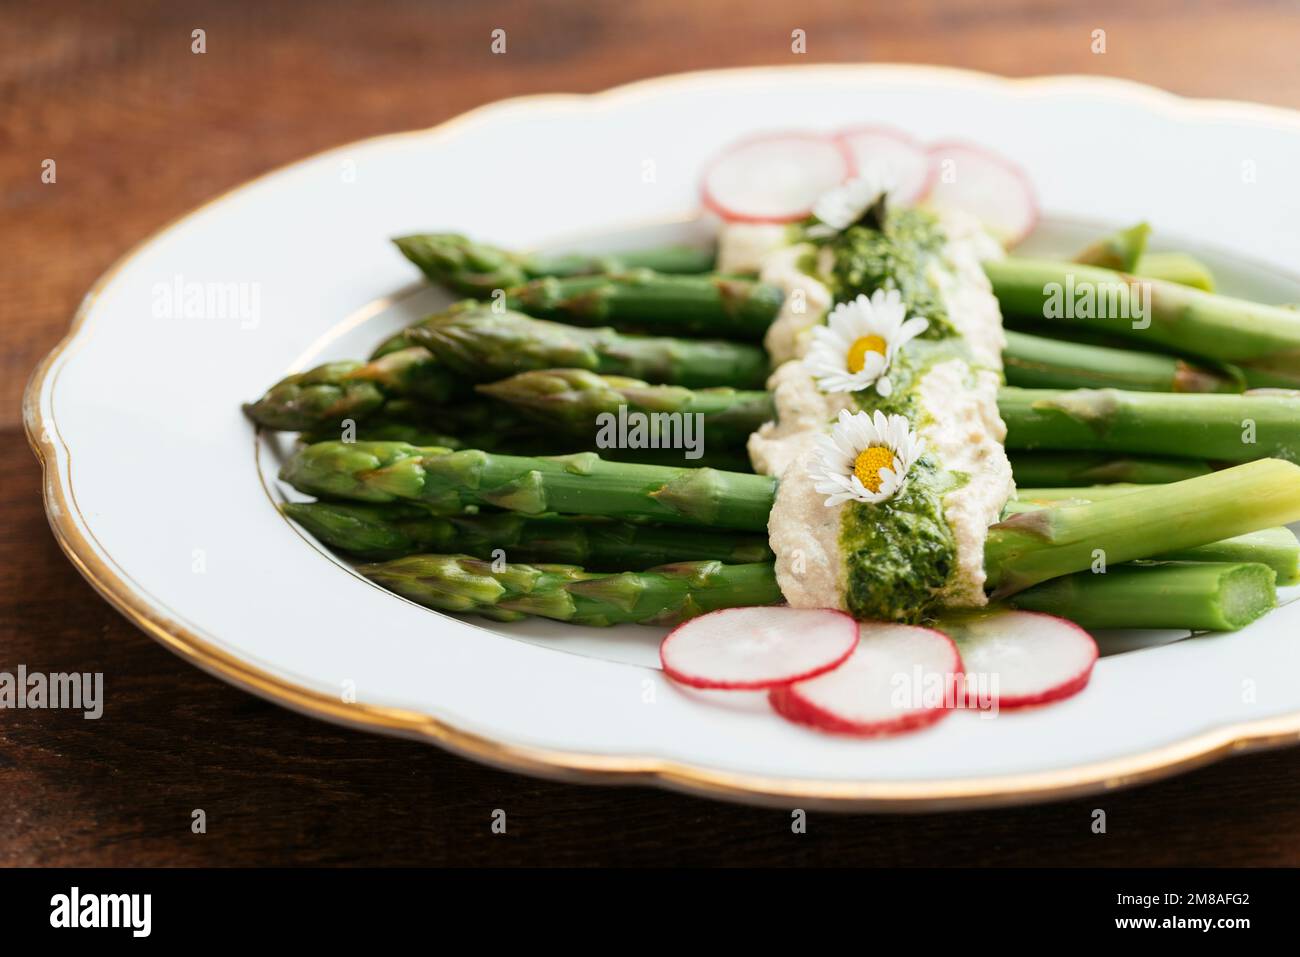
[833,126,936,206]
[769,623,964,737]
[701,133,852,224]
[953,610,1098,710]
[660,606,858,691]
[924,141,1039,246]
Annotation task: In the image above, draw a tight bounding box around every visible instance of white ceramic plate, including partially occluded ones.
[26,65,1300,810]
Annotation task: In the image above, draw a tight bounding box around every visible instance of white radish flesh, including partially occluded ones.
[769,623,963,736]
[950,610,1097,709]
[835,126,934,206]
[924,141,1038,246]
[701,134,851,223]
[660,606,858,690]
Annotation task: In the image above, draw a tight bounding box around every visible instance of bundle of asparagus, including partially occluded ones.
[247,208,1300,641]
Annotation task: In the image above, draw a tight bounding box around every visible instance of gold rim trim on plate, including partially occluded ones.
[23,64,1300,811]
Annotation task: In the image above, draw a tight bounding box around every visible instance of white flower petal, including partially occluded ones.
[899,316,930,342]
[810,175,886,233]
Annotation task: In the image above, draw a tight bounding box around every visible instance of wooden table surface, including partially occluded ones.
[5,0,1300,866]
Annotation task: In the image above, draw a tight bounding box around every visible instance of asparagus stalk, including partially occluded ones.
[1000,386,1300,462]
[1072,222,1215,291]
[984,458,1300,596]
[1075,222,1150,272]
[357,550,1277,632]
[360,555,783,625]
[985,256,1300,364]
[283,502,773,566]
[1006,451,1214,486]
[476,372,1283,465]
[501,272,783,340]
[477,368,774,445]
[1239,355,1300,390]
[306,421,467,449]
[305,420,753,471]
[394,233,715,296]
[243,348,458,431]
[1004,493,1300,583]
[1136,252,1215,292]
[1009,562,1276,631]
[1149,530,1298,582]
[280,441,778,530]
[1014,484,1154,501]
[404,306,771,389]
[1003,329,1243,393]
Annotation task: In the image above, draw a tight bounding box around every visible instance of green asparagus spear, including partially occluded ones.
[1006,451,1215,486]
[283,502,773,566]
[1075,222,1150,272]
[1000,387,1300,462]
[1239,357,1300,390]
[503,271,782,339]
[1072,222,1215,291]
[358,549,1278,631]
[297,396,546,449]
[280,441,777,530]
[984,458,1300,596]
[475,373,1279,464]
[243,348,459,431]
[1004,492,1300,583]
[405,306,771,389]
[1013,484,1157,502]
[360,555,783,625]
[1009,561,1276,631]
[306,420,753,471]
[364,553,1278,630]
[307,422,467,449]
[1003,330,1243,393]
[1136,252,1215,291]
[394,233,715,296]
[985,257,1300,364]
[477,368,774,445]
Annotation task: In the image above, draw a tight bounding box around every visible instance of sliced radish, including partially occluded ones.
[660,606,857,690]
[949,610,1097,710]
[701,133,851,223]
[924,141,1039,246]
[834,126,935,206]
[769,623,962,737]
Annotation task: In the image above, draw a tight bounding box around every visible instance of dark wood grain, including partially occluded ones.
[5,0,1300,866]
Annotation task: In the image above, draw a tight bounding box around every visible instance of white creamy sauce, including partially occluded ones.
[767,445,847,610]
[722,212,1015,613]
[757,244,834,365]
[715,223,789,274]
[916,361,1011,606]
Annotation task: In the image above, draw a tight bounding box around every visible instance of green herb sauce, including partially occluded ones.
[838,458,961,623]
[850,337,977,421]
[818,207,956,339]
[821,206,982,621]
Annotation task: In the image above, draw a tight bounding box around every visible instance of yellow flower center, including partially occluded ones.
[846,335,887,374]
[853,445,896,494]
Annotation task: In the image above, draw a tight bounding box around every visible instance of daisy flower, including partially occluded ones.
[804,289,928,396]
[806,171,890,237]
[808,409,925,506]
